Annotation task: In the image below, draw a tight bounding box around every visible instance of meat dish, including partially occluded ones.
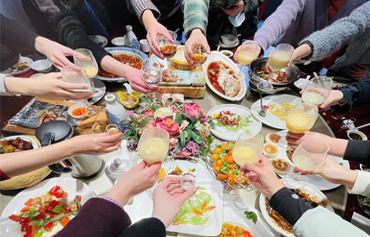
[0,137,33,153]
[98,54,142,78]
[253,66,288,83]
[207,61,240,97]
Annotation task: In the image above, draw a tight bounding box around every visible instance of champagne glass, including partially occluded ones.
[158,30,177,77]
[279,102,319,148]
[235,40,258,77]
[190,46,208,80]
[284,137,329,188]
[302,76,333,105]
[138,127,169,164]
[227,132,264,190]
[258,43,294,93]
[142,58,162,85]
[73,48,99,94]
[61,65,98,117]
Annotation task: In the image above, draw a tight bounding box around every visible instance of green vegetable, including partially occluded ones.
[28,207,37,221]
[203,147,210,157]
[51,204,63,214]
[220,166,228,174]
[244,211,257,223]
[199,187,206,190]
[225,144,233,150]
[219,150,226,159]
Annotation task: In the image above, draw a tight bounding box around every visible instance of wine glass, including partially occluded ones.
[142,58,162,85]
[61,65,98,117]
[227,132,264,190]
[279,102,319,148]
[137,127,169,164]
[258,43,294,93]
[73,48,99,94]
[302,76,333,105]
[158,30,177,77]
[190,46,208,80]
[284,137,329,188]
[235,40,258,77]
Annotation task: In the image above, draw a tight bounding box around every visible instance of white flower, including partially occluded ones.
[194,121,202,131]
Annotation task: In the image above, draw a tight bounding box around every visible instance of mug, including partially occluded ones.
[139,39,150,53]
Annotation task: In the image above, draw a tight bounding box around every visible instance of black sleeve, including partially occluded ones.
[119,218,166,237]
[270,187,312,226]
[344,140,370,167]
[0,13,38,51]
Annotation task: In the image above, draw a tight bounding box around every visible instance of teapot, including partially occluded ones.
[35,120,104,179]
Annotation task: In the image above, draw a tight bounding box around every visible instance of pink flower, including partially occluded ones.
[139,120,154,134]
[169,137,179,150]
[127,111,140,120]
[168,104,181,114]
[142,106,154,116]
[179,121,189,134]
[182,102,207,122]
[199,122,211,140]
[153,117,180,136]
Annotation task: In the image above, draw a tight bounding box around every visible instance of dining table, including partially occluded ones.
[1,43,370,235]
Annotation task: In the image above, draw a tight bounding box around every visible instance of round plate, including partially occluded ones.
[66,78,106,105]
[251,94,302,129]
[203,51,247,101]
[95,47,148,83]
[259,182,334,237]
[220,39,240,49]
[207,104,262,141]
[1,57,33,76]
[275,130,350,191]
[0,177,95,237]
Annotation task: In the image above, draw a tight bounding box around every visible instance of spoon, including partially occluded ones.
[123,83,143,97]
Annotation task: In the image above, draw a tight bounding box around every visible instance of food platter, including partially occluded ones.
[166,178,223,236]
[251,94,302,129]
[94,47,148,83]
[0,177,95,237]
[259,182,334,237]
[203,51,247,101]
[1,56,33,76]
[275,130,350,191]
[207,104,262,141]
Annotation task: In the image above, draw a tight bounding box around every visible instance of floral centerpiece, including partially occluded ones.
[122,95,214,158]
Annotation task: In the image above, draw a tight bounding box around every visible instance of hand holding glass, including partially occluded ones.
[142,58,162,85]
[302,76,333,105]
[138,127,169,164]
[73,48,98,93]
[236,40,258,77]
[191,46,208,80]
[158,31,177,77]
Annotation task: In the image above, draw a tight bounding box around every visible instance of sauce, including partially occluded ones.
[349,133,363,140]
[207,61,236,95]
[71,107,87,116]
[161,45,176,58]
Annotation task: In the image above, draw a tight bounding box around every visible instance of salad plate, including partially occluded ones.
[166,178,223,236]
[251,94,302,130]
[0,177,95,237]
[274,130,350,191]
[207,104,262,141]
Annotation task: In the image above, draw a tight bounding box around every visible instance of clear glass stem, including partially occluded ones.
[90,78,97,93]
[238,65,245,77]
[266,72,273,83]
[295,170,302,181]
[237,165,245,182]
[167,58,171,73]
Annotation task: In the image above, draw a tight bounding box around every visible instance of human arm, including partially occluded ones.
[0,133,122,177]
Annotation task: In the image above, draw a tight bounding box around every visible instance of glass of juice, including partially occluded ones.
[158,30,177,78]
[302,76,333,105]
[191,46,208,80]
[73,48,99,93]
[284,137,329,188]
[258,43,294,93]
[227,132,264,190]
[236,40,258,77]
[137,127,169,164]
[106,124,119,135]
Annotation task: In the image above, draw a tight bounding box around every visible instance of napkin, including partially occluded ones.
[351,212,370,235]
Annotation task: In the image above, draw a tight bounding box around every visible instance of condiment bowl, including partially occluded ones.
[347,129,368,141]
[31,59,52,73]
[111,37,126,47]
[116,91,139,108]
[88,35,108,47]
[68,103,87,120]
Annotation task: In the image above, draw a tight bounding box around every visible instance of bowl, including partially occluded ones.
[220,50,233,58]
[221,34,238,45]
[347,129,368,141]
[111,36,126,47]
[68,103,87,120]
[88,35,108,47]
[248,58,301,94]
[31,59,52,73]
[117,91,139,108]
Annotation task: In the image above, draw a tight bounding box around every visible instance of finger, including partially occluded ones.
[63,91,93,100]
[178,186,199,203]
[286,131,305,139]
[56,54,74,67]
[151,33,164,59]
[101,132,123,143]
[51,58,65,70]
[132,161,147,171]
[60,81,90,90]
[48,72,63,79]
[167,182,182,192]
[163,30,175,44]
[185,44,194,66]
[169,188,186,196]
[146,161,162,174]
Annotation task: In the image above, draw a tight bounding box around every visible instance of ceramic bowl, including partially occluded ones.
[111,37,126,47]
[88,35,108,47]
[220,50,233,58]
[31,59,52,73]
[347,130,368,141]
[68,103,87,120]
[221,34,238,45]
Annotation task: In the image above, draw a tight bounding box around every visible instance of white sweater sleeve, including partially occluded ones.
[348,170,370,196]
[0,74,12,96]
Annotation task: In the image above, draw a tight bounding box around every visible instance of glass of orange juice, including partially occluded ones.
[138,127,169,164]
[235,40,258,77]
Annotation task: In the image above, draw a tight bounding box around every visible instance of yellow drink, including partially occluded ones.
[293,155,316,171]
[233,146,258,166]
[84,66,98,78]
[237,51,255,66]
[302,91,325,105]
[138,137,168,162]
[267,51,291,72]
[286,111,314,133]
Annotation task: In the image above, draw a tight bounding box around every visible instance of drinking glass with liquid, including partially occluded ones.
[137,127,169,164]
[158,30,177,77]
[73,48,99,93]
[301,76,333,105]
[235,40,258,77]
[142,58,162,85]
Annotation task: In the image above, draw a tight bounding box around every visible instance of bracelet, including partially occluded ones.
[300,41,314,61]
[100,196,124,209]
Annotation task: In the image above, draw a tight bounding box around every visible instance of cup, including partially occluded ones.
[140,39,150,53]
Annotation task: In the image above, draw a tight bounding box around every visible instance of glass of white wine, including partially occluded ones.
[302,76,333,105]
[279,102,318,148]
[284,137,329,188]
[258,43,294,93]
[138,127,169,164]
[61,65,98,117]
[73,48,99,94]
[142,58,162,85]
[227,132,264,190]
[235,40,258,77]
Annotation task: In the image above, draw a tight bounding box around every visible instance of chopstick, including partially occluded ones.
[356,122,370,130]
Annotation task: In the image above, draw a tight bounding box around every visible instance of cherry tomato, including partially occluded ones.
[210,153,219,160]
[227,170,233,177]
[213,165,221,173]
[216,159,223,166]
[226,111,230,114]
[218,173,228,181]
[224,155,234,164]
[226,142,234,147]
[227,148,233,156]
[213,147,222,154]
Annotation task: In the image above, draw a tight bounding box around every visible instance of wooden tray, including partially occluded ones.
[157,84,206,98]
[2,98,107,136]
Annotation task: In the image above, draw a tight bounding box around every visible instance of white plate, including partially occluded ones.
[1,57,33,76]
[259,183,334,237]
[0,177,95,237]
[207,104,262,141]
[251,94,302,129]
[166,178,223,236]
[275,130,350,191]
[178,200,279,237]
[66,78,106,105]
[0,135,39,150]
[203,51,247,101]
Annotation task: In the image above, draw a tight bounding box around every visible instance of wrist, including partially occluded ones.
[267,183,284,199]
[5,77,28,95]
[34,36,47,55]
[106,184,132,206]
[342,169,358,190]
[190,28,203,37]
[152,209,173,227]
[142,10,156,30]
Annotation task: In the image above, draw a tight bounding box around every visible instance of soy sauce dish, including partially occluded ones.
[347,130,367,141]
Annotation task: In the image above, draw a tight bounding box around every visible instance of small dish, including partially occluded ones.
[31,59,52,73]
[220,50,233,58]
[111,36,126,47]
[221,34,238,45]
[68,103,87,120]
[139,39,150,53]
[116,91,139,108]
[347,129,368,141]
[88,35,108,47]
[294,78,309,90]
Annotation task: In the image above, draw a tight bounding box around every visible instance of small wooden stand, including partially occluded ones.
[157,84,206,98]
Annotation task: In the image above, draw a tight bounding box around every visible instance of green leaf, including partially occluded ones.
[203,147,210,157]
[206,137,214,147]
[232,169,238,175]
[174,143,182,154]
[187,130,192,142]
[183,112,195,122]
[196,110,203,122]
[219,150,226,159]
[244,211,258,223]
[190,130,202,143]
[140,97,152,108]
[129,115,140,126]
[140,117,150,128]
[225,144,234,150]
[175,113,182,126]
[180,131,186,147]
[220,166,228,174]
[165,98,173,107]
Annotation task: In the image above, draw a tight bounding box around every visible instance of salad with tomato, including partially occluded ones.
[8,185,82,237]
